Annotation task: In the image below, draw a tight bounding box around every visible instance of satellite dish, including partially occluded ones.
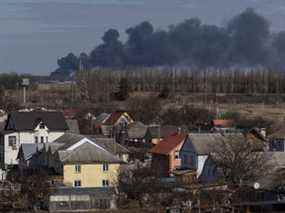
[254,182,260,190]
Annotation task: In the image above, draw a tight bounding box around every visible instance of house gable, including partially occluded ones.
[34,121,49,131]
[102,111,133,126]
[198,156,220,183]
[150,133,187,155]
[179,137,198,170]
[66,137,105,152]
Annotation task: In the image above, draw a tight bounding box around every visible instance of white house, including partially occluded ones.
[0,111,69,168]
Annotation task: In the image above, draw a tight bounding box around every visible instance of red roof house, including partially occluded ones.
[150,133,188,176]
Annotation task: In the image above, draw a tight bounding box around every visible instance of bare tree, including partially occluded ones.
[126,96,161,124]
[211,134,269,187]
[117,165,194,211]
[7,168,52,210]
[117,166,163,208]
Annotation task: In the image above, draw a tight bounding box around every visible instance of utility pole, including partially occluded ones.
[22,78,30,107]
[23,86,26,105]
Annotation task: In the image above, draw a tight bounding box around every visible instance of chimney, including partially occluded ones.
[177,127,182,134]
[260,128,266,138]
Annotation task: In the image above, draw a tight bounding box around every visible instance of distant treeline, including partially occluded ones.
[0,73,49,90]
[75,68,285,103]
[51,8,285,79]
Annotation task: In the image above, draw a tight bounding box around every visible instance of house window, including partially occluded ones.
[74,180,81,187]
[75,164,81,173]
[8,136,17,150]
[102,179,109,187]
[39,123,45,129]
[174,151,179,159]
[40,136,44,143]
[35,136,38,143]
[103,163,109,171]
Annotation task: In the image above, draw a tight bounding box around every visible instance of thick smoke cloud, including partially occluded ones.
[51,8,285,79]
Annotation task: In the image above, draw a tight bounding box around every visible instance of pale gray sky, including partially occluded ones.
[0,0,284,74]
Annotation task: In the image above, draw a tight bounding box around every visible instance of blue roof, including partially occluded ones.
[20,143,44,160]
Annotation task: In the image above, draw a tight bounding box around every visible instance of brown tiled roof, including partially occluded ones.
[150,133,187,155]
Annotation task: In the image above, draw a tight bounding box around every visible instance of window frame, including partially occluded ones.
[102,163,109,172]
[39,122,45,129]
[102,179,110,187]
[75,164,81,173]
[74,180,81,187]
[8,136,17,150]
[174,151,180,159]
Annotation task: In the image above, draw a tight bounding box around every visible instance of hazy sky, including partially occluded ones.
[0,0,285,75]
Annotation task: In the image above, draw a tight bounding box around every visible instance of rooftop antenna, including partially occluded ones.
[22,78,30,106]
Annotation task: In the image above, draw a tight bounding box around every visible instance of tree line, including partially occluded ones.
[52,8,285,79]
[75,67,285,105]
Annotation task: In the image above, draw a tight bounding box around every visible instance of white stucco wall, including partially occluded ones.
[197,155,208,178]
[4,129,65,166]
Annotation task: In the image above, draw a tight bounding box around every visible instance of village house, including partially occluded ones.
[17,132,127,211]
[150,133,188,176]
[150,132,261,184]
[0,110,69,169]
[100,111,134,137]
[60,142,123,188]
[184,133,225,183]
[150,132,222,183]
[126,121,148,146]
[186,132,265,183]
[92,113,110,134]
[86,136,130,162]
[18,133,129,175]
